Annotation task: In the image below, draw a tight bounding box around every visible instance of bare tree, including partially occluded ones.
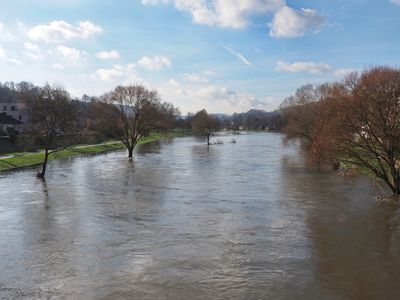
[155,101,181,130]
[334,67,400,194]
[280,84,330,144]
[282,67,400,195]
[24,84,79,178]
[89,85,162,158]
[191,109,220,145]
[281,83,345,168]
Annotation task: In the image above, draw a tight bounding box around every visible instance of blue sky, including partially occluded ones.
[0,0,399,114]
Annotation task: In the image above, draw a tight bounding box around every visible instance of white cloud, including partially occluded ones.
[184,72,209,83]
[137,55,171,71]
[28,20,102,42]
[24,42,43,60]
[182,70,216,83]
[334,68,356,77]
[160,80,275,114]
[96,50,120,60]
[194,85,274,111]
[93,64,140,82]
[0,47,6,59]
[0,46,23,65]
[53,45,87,62]
[0,22,17,42]
[142,0,324,38]
[6,58,23,66]
[95,67,124,81]
[203,70,216,76]
[142,0,169,4]
[276,61,355,77]
[390,0,400,5]
[276,60,332,74]
[52,64,65,70]
[24,42,39,52]
[167,78,180,87]
[269,6,324,38]
[143,0,285,29]
[223,45,251,66]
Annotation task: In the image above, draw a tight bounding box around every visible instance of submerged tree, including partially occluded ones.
[282,67,400,195]
[191,109,220,145]
[89,84,168,158]
[24,84,79,178]
[334,68,400,194]
[280,84,321,143]
[280,83,344,168]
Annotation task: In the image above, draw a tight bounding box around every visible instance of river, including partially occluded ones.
[0,132,400,299]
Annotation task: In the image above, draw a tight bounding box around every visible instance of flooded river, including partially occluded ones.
[1,133,400,299]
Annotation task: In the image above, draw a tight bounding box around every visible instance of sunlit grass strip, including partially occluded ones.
[0,142,123,171]
[0,131,189,172]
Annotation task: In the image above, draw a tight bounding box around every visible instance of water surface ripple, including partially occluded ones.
[1,133,400,299]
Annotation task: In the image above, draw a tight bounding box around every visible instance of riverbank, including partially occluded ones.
[0,131,189,172]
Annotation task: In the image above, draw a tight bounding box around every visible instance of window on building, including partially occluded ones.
[11,106,17,111]
[3,105,7,111]
[19,115,22,121]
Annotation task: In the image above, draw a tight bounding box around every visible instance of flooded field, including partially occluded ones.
[1,133,400,299]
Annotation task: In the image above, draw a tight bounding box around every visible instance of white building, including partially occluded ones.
[1,102,27,123]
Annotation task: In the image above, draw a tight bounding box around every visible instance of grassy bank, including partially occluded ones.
[0,131,189,172]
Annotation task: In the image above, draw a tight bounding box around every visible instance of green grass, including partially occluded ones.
[339,150,394,181]
[0,142,124,171]
[0,131,188,172]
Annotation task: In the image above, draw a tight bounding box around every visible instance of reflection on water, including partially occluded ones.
[0,133,399,299]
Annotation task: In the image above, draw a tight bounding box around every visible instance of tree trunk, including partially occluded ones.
[37,148,49,178]
[128,146,134,159]
[394,178,400,195]
[207,133,210,146]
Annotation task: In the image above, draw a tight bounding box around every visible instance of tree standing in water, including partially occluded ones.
[281,67,400,195]
[24,84,79,178]
[89,84,163,159]
[333,68,400,194]
[191,109,220,146]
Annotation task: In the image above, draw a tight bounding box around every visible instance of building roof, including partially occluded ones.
[0,113,23,125]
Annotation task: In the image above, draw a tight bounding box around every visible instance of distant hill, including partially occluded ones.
[210,113,230,120]
[215,109,286,131]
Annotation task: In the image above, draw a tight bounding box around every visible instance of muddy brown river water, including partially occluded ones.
[1,133,400,299]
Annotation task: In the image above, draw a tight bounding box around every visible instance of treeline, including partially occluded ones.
[281,66,400,195]
[228,109,285,131]
[175,109,285,131]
